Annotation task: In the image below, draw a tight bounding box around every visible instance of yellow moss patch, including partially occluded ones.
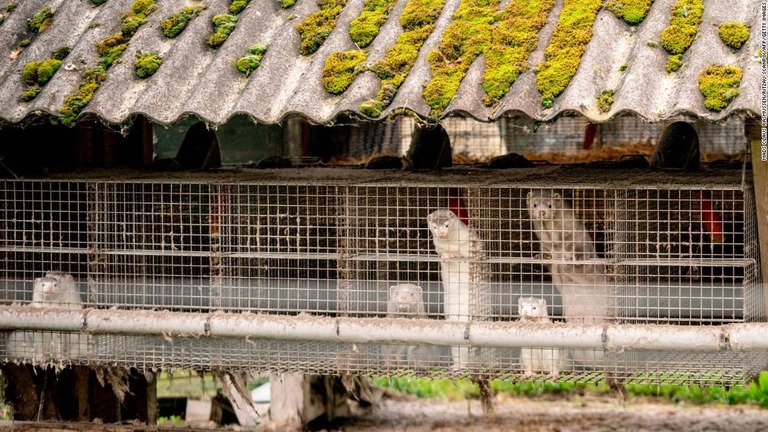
[423,0,499,117]
[698,64,741,112]
[236,44,268,76]
[207,14,238,48]
[718,22,749,50]
[349,0,396,48]
[535,0,603,108]
[604,0,654,25]
[60,0,156,126]
[597,89,615,113]
[360,0,445,118]
[134,51,162,78]
[28,7,53,33]
[160,5,206,38]
[483,0,555,107]
[322,50,367,94]
[230,0,251,15]
[659,0,702,72]
[296,0,347,56]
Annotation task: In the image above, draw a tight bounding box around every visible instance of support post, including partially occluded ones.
[747,119,768,317]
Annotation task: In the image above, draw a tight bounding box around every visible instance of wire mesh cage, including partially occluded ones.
[0,168,763,385]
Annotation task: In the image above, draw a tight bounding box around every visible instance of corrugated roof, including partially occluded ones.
[0,0,760,126]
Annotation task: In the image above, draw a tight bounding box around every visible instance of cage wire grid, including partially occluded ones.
[0,176,764,385]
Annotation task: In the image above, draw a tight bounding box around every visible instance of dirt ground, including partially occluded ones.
[328,392,768,432]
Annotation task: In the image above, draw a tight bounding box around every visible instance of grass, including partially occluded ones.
[372,372,768,408]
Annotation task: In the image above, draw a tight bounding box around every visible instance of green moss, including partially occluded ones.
[659,0,702,74]
[36,59,62,85]
[605,0,654,25]
[28,7,53,33]
[51,46,71,60]
[92,0,109,5]
[22,61,40,85]
[698,64,741,112]
[59,0,153,126]
[296,0,346,55]
[718,22,749,50]
[322,50,367,94]
[20,58,60,99]
[281,0,297,7]
[230,0,251,14]
[482,0,555,107]
[207,14,238,48]
[361,0,445,117]
[424,0,499,116]
[236,44,268,76]
[665,54,682,72]
[160,6,206,38]
[134,51,162,78]
[129,0,157,15]
[360,99,383,117]
[20,86,41,102]
[349,0,396,48]
[646,41,658,48]
[535,0,603,107]
[0,4,14,26]
[597,89,614,113]
[660,23,697,54]
[120,0,157,37]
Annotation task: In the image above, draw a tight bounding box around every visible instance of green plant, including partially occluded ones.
[322,50,366,94]
[28,7,54,33]
[230,0,251,15]
[718,22,749,50]
[361,0,445,117]
[236,43,268,76]
[698,64,741,111]
[20,86,41,102]
[92,0,109,5]
[605,0,654,25]
[659,0,703,58]
[134,51,162,78]
[535,0,603,107]
[666,54,682,72]
[22,59,62,85]
[349,0,396,48]
[207,14,238,48]
[160,6,206,38]
[597,89,615,113]
[51,46,71,60]
[296,0,346,55]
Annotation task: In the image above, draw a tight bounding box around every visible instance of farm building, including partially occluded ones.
[0,0,763,427]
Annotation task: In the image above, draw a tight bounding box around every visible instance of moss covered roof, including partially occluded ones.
[0,0,759,126]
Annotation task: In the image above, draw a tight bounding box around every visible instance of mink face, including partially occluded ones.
[526,190,560,221]
[427,209,457,238]
[518,297,549,320]
[387,284,425,317]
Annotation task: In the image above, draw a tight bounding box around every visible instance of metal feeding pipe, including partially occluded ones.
[0,306,766,352]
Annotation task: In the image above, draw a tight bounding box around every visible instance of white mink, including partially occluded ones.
[382,284,440,370]
[427,209,478,260]
[427,209,486,369]
[9,272,84,363]
[32,272,83,309]
[518,297,562,380]
[526,190,598,262]
[387,284,427,318]
[527,190,613,367]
